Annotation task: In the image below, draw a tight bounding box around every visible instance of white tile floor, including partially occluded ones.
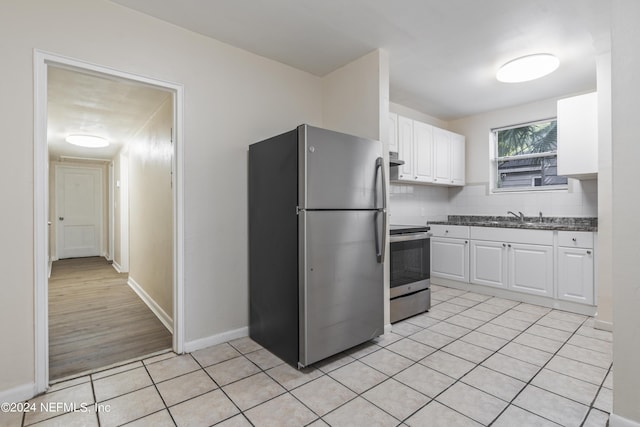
[2,285,613,427]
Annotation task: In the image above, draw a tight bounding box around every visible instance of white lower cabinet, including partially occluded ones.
[470,240,553,297]
[470,240,507,289]
[431,237,469,282]
[557,231,595,305]
[431,225,596,309]
[508,243,554,297]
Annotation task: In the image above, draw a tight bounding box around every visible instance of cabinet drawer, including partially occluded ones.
[558,231,594,248]
[429,224,469,239]
[470,227,553,245]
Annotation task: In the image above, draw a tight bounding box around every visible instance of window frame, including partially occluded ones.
[490,118,568,193]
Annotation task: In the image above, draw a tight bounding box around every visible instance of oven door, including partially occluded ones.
[390,233,430,298]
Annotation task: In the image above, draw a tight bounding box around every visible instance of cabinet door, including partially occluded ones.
[397,115,414,180]
[433,127,451,184]
[450,133,465,186]
[508,243,553,297]
[557,92,598,179]
[470,240,507,289]
[431,237,469,282]
[413,121,434,182]
[389,112,399,153]
[557,247,594,305]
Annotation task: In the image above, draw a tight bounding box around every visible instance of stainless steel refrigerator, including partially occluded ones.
[249,124,386,368]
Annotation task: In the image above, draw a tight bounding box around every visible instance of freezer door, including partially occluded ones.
[299,210,384,366]
[299,125,383,209]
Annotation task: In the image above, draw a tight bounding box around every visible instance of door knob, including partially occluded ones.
[59,217,64,221]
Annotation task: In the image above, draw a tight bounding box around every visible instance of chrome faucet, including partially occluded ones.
[507,211,525,222]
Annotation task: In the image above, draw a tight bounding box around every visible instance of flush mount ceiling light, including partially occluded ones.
[496,53,560,83]
[65,134,110,148]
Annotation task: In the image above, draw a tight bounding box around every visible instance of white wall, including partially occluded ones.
[611,0,640,424]
[448,97,598,218]
[322,49,388,141]
[128,96,174,320]
[595,51,613,330]
[390,102,448,129]
[389,184,449,225]
[0,0,323,397]
[448,180,597,218]
[322,49,392,326]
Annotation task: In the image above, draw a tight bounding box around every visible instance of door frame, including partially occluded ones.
[54,164,104,260]
[34,50,185,393]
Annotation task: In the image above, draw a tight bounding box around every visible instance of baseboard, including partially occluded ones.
[127,277,173,334]
[610,414,640,427]
[431,277,597,316]
[184,327,249,353]
[594,319,613,332]
[48,259,53,279]
[0,382,36,404]
[111,261,122,273]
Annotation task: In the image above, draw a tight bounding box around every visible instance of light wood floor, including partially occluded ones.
[49,257,172,380]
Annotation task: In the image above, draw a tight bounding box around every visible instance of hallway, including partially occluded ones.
[49,257,172,380]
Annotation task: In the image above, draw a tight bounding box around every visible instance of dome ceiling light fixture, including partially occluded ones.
[496,53,560,83]
[65,134,110,148]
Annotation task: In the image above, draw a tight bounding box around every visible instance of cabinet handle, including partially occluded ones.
[587,250,592,255]
[434,178,438,182]
[572,238,577,242]
[508,244,512,248]
[465,240,468,244]
[502,243,506,248]
[445,230,449,233]
[415,176,418,179]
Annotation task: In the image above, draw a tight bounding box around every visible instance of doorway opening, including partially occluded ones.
[34,51,185,390]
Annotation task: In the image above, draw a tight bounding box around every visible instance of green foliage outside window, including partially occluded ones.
[494,120,567,189]
[497,121,557,157]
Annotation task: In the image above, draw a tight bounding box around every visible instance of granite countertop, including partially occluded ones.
[428,215,598,232]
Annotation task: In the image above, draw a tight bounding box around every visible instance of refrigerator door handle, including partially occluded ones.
[375,157,388,263]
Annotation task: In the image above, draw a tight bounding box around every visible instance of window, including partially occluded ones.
[492,119,567,191]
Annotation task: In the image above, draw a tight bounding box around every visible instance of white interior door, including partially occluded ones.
[56,165,103,259]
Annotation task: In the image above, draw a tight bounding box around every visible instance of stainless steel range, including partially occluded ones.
[389,225,431,323]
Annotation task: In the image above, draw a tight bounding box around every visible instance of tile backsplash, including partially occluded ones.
[389,178,597,224]
[389,184,449,225]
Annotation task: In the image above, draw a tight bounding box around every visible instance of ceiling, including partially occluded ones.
[48,66,171,160]
[110,0,610,121]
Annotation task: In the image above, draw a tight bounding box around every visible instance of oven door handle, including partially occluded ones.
[389,232,432,243]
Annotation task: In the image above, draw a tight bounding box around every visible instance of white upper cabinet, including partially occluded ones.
[397,115,414,180]
[557,92,598,179]
[433,127,451,184]
[389,112,399,153]
[391,113,465,186]
[451,132,466,185]
[413,120,434,182]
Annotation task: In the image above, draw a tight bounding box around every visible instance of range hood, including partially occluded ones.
[389,152,404,167]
